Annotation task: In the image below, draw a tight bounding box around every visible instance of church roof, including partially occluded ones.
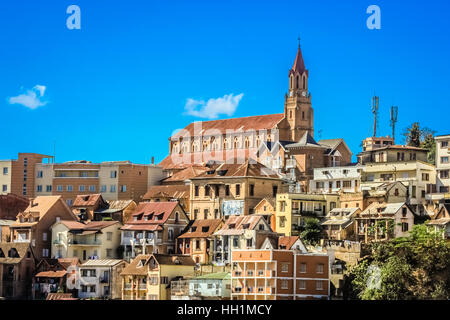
[170,113,285,140]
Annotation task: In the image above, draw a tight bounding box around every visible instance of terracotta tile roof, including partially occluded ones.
[170,113,285,140]
[162,165,210,183]
[129,202,178,222]
[35,270,67,278]
[46,293,77,300]
[193,159,280,179]
[142,185,190,201]
[178,219,222,238]
[72,194,105,207]
[120,254,150,276]
[152,254,196,266]
[58,258,80,269]
[214,215,267,236]
[290,45,307,75]
[121,224,163,231]
[17,196,65,221]
[278,236,299,250]
[59,220,119,231]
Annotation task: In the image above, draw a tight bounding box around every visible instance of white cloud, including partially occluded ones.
[8,85,48,109]
[184,93,244,119]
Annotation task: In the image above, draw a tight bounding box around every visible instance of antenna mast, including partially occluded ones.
[390,106,398,143]
[371,95,379,137]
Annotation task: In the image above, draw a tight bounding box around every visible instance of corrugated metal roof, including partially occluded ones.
[80,259,125,267]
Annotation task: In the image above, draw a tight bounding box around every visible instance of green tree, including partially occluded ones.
[403,122,421,147]
[299,218,323,244]
[403,122,436,164]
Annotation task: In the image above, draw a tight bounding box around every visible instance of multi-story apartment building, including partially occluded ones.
[0,153,54,197]
[231,249,330,300]
[177,219,223,264]
[212,215,278,266]
[309,164,363,194]
[435,134,450,193]
[275,193,340,236]
[9,196,77,260]
[78,259,127,299]
[50,220,122,261]
[362,136,395,152]
[34,160,164,206]
[188,159,284,220]
[120,202,190,259]
[120,254,195,300]
[358,145,436,214]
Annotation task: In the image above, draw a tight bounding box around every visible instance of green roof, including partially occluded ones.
[193,272,231,280]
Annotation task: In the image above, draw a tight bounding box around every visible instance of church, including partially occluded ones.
[159,43,352,191]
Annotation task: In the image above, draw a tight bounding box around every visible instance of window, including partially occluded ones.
[249,184,255,196]
[90,285,96,293]
[106,232,113,241]
[441,141,448,148]
[441,157,449,164]
[225,185,230,196]
[37,171,43,178]
[299,280,306,290]
[204,185,210,197]
[2,185,6,192]
[300,263,306,273]
[440,170,449,179]
[42,232,48,241]
[402,222,409,232]
[281,263,289,273]
[57,185,63,192]
[3,167,8,175]
[121,185,127,192]
[110,171,117,178]
[42,249,49,257]
[246,238,253,247]
[411,186,416,198]
[101,185,107,192]
[46,185,52,192]
[110,185,116,193]
[272,185,278,197]
[36,185,42,192]
[422,173,429,181]
[194,186,199,197]
[233,236,239,248]
[343,181,351,188]
[394,188,399,196]
[66,199,73,206]
[106,249,112,258]
[336,181,341,188]
[81,285,88,293]
[203,209,208,219]
[79,185,85,192]
[235,184,241,196]
[316,263,324,274]
[316,281,323,291]
[160,277,169,284]
[89,185,96,192]
[281,279,289,290]
[67,185,73,192]
[193,209,199,220]
[195,240,200,249]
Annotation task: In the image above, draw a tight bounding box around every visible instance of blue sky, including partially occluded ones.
[1,0,449,164]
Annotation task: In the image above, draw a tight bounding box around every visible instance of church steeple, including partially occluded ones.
[284,40,314,141]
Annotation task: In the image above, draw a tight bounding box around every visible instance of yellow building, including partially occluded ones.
[50,220,122,261]
[275,193,340,236]
[120,253,195,300]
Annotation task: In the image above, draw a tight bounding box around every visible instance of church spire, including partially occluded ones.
[291,41,306,75]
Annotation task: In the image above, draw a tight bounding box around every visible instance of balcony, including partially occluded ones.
[124,283,132,290]
[53,239,65,245]
[69,238,102,246]
[139,283,147,290]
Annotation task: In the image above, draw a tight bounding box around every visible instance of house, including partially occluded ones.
[93,199,137,224]
[253,198,276,229]
[177,219,223,264]
[188,159,284,220]
[78,259,127,299]
[309,164,363,194]
[231,249,329,300]
[71,194,108,221]
[142,184,190,214]
[212,215,278,266]
[356,202,415,243]
[9,196,78,260]
[120,202,190,260]
[0,242,35,299]
[121,254,195,300]
[171,272,231,300]
[32,257,80,300]
[321,208,361,241]
[275,192,340,236]
[427,204,450,239]
[51,220,122,261]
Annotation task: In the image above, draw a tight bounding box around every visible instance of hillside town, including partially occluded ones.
[1,45,449,301]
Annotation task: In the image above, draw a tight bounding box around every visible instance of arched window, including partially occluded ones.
[290,76,293,89]
[289,110,293,119]
[296,75,299,89]
[245,137,250,148]
[223,138,228,150]
[303,76,306,89]
[233,137,238,149]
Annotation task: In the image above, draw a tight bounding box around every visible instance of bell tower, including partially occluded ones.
[284,40,314,141]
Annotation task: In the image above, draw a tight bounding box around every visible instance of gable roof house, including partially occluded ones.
[321,207,361,241]
[9,196,78,260]
[120,202,190,260]
[427,204,450,239]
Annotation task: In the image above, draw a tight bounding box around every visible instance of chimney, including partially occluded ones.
[151,156,155,165]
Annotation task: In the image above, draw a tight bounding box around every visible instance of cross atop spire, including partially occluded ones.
[298,36,301,48]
